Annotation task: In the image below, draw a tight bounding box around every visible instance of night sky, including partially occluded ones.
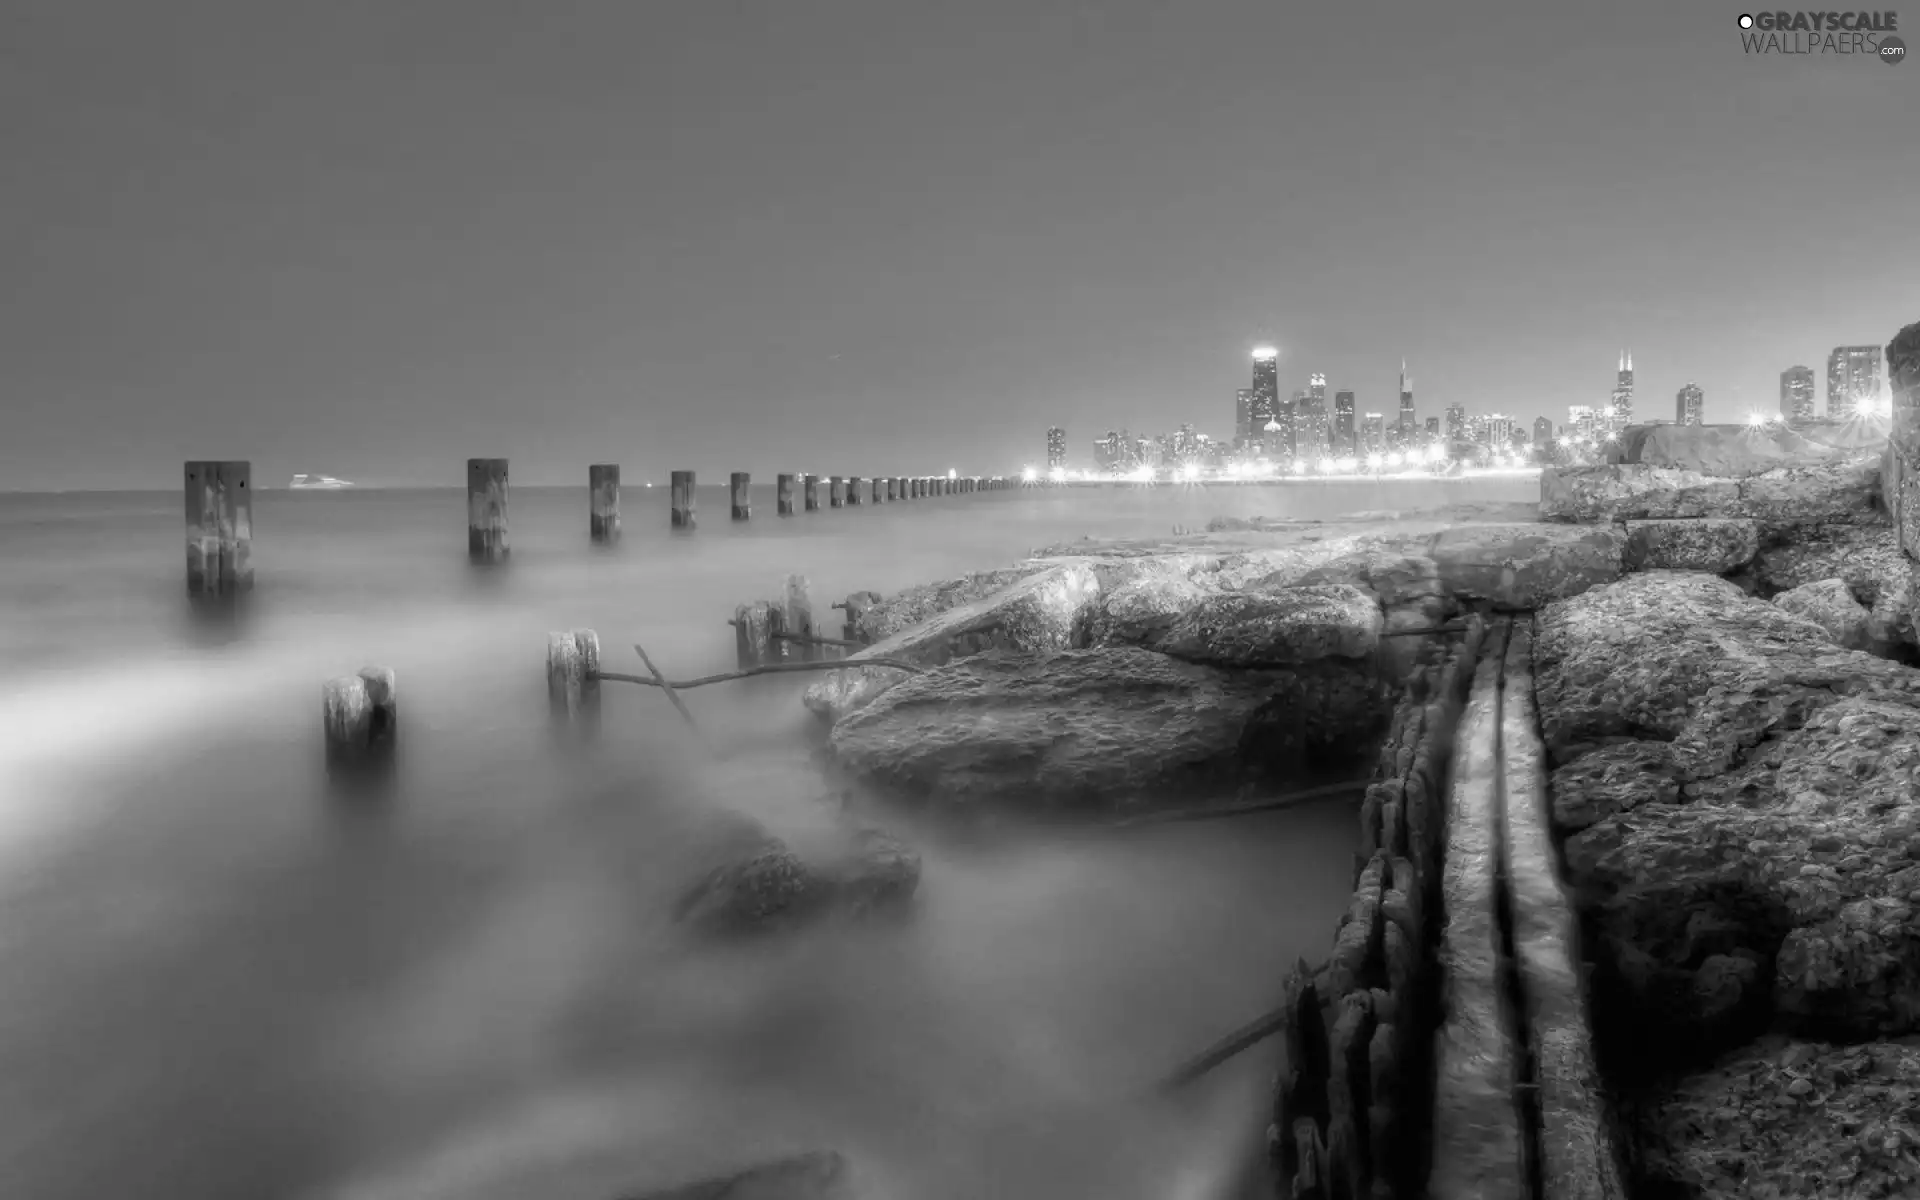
[2,1,1911,488]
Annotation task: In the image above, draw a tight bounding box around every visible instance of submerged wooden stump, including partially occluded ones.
[785,574,820,662]
[589,463,621,543]
[733,601,775,669]
[730,472,751,521]
[886,477,899,502]
[670,470,697,529]
[870,477,885,504]
[804,474,821,512]
[846,475,863,506]
[184,460,254,598]
[547,628,602,724]
[839,589,882,644]
[777,473,797,516]
[829,476,846,509]
[323,666,397,777]
[467,457,509,562]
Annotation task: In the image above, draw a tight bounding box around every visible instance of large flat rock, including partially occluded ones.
[827,647,1381,809]
[1429,523,1627,609]
[1156,584,1384,667]
[1752,522,1919,657]
[1622,518,1758,574]
[1540,461,1883,525]
[1611,421,1885,476]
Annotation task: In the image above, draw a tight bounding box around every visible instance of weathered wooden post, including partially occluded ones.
[671,470,697,529]
[733,601,775,669]
[846,475,863,506]
[870,477,884,504]
[886,477,898,502]
[830,476,845,508]
[589,464,620,543]
[467,458,510,562]
[323,666,397,779]
[184,460,254,598]
[1888,321,1920,560]
[840,590,882,644]
[777,473,797,516]
[784,574,820,662]
[546,628,602,726]
[730,472,751,520]
[804,474,821,511]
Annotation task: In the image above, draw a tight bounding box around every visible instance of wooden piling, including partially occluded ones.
[804,474,821,512]
[870,477,884,504]
[184,460,254,597]
[829,476,846,508]
[466,458,510,562]
[589,464,620,543]
[777,473,796,516]
[846,475,863,506]
[785,574,820,662]
[733,601,775,669]
[841,590,882,643]
[729,472,751,520]
[323,666,397,776]
[885,477,898,502]
[547,628,602,724]
[671,470,697,529]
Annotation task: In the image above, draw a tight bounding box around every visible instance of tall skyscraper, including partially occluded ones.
[1234,389,1253,447]
[1425,416,1440,441]
[1362,412,1386,455]
[1250,348,1280,448]
[1610,350,1635,434]
[1533,415,1554,447]
[1296,373,1331,458]
[1398,360,1415,443]
[1827,346,1881,418]
[1780,366,1816,424]
[1675,383,1704,426]
[1444,403,1466,443]
[1046,426,1067,468]
[1334,390,1356,456]
[1568,404,1596,441]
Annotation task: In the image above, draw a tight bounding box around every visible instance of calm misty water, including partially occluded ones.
[0,478,1533,1200]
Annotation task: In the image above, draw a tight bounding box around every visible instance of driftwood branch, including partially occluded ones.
[1383,622,1469,639]
[631,640,712,749]
[596,657,924,691]
[1110,780,1366,828]
[770,630,866,649]
[1154,1003,1292,1093]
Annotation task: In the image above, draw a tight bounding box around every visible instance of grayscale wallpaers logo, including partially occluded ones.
[1736,11,1905,60]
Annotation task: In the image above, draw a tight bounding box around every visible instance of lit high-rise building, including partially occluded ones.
[1675,383,1704,426]
[1479,414,1515,449]
[1250,348,1280,450]
[1827,346,1881,419]
[1568,404,1597,441]
[1234,389,1253,447]
[1362,412,1386,455]
[1533,415,1554,447]
[1045,426,1067,468]
[1295,374,1331,458]
[1334,390,1356,456]
[1611,350,1635,434]
[1398,360,1416,443]
[1425,415,1440,441]
[1444,403,1466,443]
[1780,366,1816,425]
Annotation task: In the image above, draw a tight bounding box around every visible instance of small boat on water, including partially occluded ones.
[289,474,354,489]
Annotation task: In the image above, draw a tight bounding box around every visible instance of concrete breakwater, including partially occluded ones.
[783,403,1920,1197]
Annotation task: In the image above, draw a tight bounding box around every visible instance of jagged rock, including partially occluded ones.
[1535,572,1920,1064]
[673,823,920,935]
[827,647,1382,809]
[1773,578,1872,651]
[1622,518,1759,574]
[1157,584,1384,667]
[1752,523,1919,657]
[1635,1038,1920,1200]
[1540,466,1742,522]
[1540,461,1882,525]
[620,1150,855,1200]
[1889,321,1920,558]
[850,565,1056,643]
[1612,422,1879,476]
[1547,740,1681,833]
[1080,564,1223,647]
[802,563,1101,722]
[1428,523,1626,610]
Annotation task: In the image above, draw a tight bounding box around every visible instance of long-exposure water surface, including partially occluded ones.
[0,478,1534,1200]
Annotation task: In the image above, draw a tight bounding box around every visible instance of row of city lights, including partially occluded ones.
[1020,442,1552,483]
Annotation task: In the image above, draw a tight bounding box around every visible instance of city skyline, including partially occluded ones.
[0,3,1910,489]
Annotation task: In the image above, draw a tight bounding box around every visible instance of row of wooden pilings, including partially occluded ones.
[319,574,880,778]
[184,460,1017,597]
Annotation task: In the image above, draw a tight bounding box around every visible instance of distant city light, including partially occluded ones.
[1747,412,1767,427]
[1180,461,1201,481]
[1366,452,1385,470]
[1252,346,1278,361]
[1425,444,1446,462]
[1021,466,1038,482]
[1048,466,1067,483]
[948,468,958,480]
